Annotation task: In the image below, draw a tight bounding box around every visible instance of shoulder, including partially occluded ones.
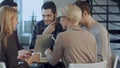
[35,20,45,26]
[89,23,108,36]
[56,31,67,38]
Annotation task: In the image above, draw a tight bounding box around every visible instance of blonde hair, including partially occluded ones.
[0,6,18,47]
[62,4,82,23]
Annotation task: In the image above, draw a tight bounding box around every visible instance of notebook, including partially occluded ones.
[34,34,53,57]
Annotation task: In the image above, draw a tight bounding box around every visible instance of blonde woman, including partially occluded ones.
[0,6,40,68]
[45,4,97,68]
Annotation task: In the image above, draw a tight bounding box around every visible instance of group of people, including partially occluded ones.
[0,0,112,68]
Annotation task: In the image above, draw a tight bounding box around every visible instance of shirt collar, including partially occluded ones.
[67,25,82,31]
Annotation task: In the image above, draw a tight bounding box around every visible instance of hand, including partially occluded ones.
[26,53,40,65]
[42,22,55,34]
[45,48,52,56]
[17,49,32,61]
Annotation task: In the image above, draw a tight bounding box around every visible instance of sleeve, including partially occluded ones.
[46,33,63,66]
[5,36,29,68]
[13,30,23,50]
[96,31,109,61]
[15,62,29,68]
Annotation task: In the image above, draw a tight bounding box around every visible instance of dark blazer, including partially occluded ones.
[0,35,28,68]
[29,18,64,49]
[13,30,23,50]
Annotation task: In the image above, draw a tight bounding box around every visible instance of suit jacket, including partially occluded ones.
[0,35,28,68]
[29,19,64,49]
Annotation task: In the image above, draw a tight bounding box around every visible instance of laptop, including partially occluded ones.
[34,34,53,57]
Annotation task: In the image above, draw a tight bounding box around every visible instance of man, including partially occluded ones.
[29,1,63,49]
[0,0,31,61]
[74,1,112,68]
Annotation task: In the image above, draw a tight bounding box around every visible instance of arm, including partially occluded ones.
[96,31,109,61]
[13,30,23,50]
[45,34,63,66]
[2,35,40,68]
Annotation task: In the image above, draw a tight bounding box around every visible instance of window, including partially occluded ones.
[0,0,3,3]
[22,0,44,34]
[14,0,44,44]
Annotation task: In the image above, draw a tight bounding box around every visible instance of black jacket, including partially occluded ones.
[0,35,29,68]
[29,19,64,49]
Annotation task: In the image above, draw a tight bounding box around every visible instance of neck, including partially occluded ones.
[86,15,97,29]
[67,22,79,29]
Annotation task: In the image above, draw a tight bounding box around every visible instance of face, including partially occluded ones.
[12,14,18,31]
[41,9,56,25]
[80,12,88,26]
[60,16,68,30]
[12,7,17,10]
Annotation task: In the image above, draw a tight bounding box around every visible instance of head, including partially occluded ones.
[60,4,82,30]
[41,1,57,25]
[0,0,17,10]
[0,6,18,36]
[74,1,91,26]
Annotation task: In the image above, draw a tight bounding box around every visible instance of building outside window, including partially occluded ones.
[14,0,44,44]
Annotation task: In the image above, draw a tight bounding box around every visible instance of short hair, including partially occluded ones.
[62,4,82,23]
[0,0,17,7]
[41,1,56,14]
[74,1,91,15]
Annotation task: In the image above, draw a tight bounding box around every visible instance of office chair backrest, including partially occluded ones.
[0,62,6,68]
[112,54,119,68]
[69,61,107,68]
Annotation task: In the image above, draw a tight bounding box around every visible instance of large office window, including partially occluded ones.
[0,0,3,3]
[14,0,44,44]
[22,0,44,34]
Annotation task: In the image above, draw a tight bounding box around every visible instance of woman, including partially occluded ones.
[0,6,40,68]
[45,4,97,68]
[0,0,32,61]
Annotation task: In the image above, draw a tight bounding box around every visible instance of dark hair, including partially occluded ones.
[41,1,56,14]
[74,1,91,15]
[0,0,17,7]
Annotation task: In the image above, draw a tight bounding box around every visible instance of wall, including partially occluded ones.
[44,0,77,16]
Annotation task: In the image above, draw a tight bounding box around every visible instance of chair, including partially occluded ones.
[0,62,6,68]
[69,61,107,68]
[112,54,119,68]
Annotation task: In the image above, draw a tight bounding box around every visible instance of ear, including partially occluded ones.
[82,11,88,17]
[55,12,57,17]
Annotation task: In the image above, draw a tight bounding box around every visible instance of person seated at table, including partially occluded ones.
[0,6,40,68]
[74,1,112,68]
[0,0,32,61]
[29,1,63,49]
[45,4,97,68]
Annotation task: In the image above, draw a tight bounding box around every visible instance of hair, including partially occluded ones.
[0,6,18,48]
[41,1,56,14]
[62,4,82,23]
[0,0,17,7]
[74,1,91,15]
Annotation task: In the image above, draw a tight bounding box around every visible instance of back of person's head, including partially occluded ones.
[74,1,91,15]
[0,0,17,7]
[62,4,82,23]
[41,1,56,14]
[0,6,18,36]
